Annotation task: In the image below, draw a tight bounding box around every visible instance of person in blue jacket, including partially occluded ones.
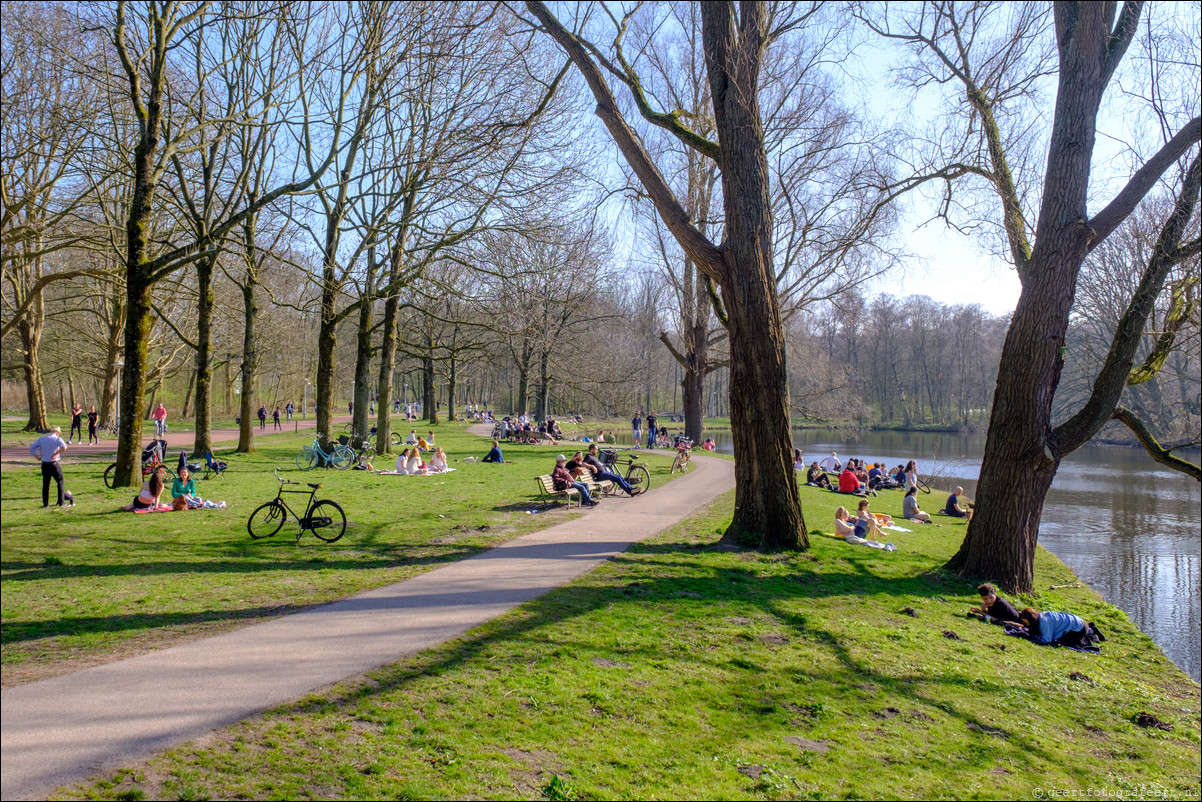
[1018,608,1096,646]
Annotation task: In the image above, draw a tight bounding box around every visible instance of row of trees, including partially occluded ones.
[4,0,1199,593]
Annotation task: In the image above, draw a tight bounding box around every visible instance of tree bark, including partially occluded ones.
[236,272,258,453]
[351,286,374,439]
[192,254,215,456]
[18,312,49,432]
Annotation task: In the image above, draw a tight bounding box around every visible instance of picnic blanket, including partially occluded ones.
[881,525,912,532]
[375,468,456,475]
[131,505,174,514]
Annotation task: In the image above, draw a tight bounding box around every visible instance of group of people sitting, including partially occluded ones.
[123,467,226,512]
[393,446,449,474]
[496,415,564,442]
[550,446,644,507]
[968,584,1105,649]
[833,500,898,550]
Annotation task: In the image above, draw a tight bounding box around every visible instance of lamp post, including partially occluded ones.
[113,359,124,431]
[303,378,310,421]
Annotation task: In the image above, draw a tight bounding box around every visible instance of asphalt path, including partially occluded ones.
[0,426,734,799]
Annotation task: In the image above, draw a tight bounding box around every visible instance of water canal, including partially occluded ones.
[601,426,1201,680]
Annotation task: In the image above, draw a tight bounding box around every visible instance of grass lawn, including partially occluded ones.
[1,424,681,685]
[52,482,1200,801]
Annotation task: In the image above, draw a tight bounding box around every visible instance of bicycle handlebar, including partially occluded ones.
[273,468,298,485]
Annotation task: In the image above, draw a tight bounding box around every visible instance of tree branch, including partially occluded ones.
[1111,406,1201,481]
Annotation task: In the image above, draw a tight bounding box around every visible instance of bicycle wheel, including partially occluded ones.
[308,500,346,542]
[390,432,402,446]
[296,447,317,471]
[917,478,931,494]
[672,453,691,474]
[627,464,651,493]
[247,500,287,539]
[156,465,175,482]
[330,445,354,470]
[103,463,117,489]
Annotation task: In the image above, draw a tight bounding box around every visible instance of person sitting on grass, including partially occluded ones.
[834,505,896,551]
[406,449,426,475]
[902,486,931,523]
[944,486,969,518]
[968,583,1021,626]
[125,472,165,511]
[838,465,866,495]
[806,462,833,489]
[428,447,449,473]
[395,448,412,474]
[820,451,841,473]
[170,468,227,509]
[584,444,641,496]
[702,438,715,452]
[406,429,419,445]
[793,448,805,470]
[552,454,598,507]
[482,440,505,463]
[855,498,892,538]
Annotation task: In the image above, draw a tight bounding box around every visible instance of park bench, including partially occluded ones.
[535,474,580,508]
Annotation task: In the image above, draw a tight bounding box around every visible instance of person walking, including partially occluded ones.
[645,412,658,448]
[69,403,84,443]
[29,426,71,508]
[152,402,168,437]
[257,404,268,430]
[87,405,99,444]
[632,412,641,445]
[272,406,282,430]
[285,401,294,421]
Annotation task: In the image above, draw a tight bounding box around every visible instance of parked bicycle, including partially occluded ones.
[296,436,355,470]
[248,469,346,542]
[103,441,174,488]
[599,449,651,493]
[342,422,402,448]
[670,436,694,474]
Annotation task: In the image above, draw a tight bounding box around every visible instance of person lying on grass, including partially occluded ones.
[1017,608,1105,647]
[967,583,1021,625]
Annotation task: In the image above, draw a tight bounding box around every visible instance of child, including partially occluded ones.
[967,583,1021,625]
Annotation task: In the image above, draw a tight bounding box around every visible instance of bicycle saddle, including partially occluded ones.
[308,482,322,489]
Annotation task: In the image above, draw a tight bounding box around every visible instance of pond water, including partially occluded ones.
[601,426,1200,680]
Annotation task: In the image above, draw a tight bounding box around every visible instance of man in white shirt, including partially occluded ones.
[819,452,841,473]
[29,426,71,507]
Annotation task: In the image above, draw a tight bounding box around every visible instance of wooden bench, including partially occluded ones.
[582,476,615,497]
[535,475,580,508]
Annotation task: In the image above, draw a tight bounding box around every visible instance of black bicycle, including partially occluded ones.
[248,469,346,542]
[599,449,651,493]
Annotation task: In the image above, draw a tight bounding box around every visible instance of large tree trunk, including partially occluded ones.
[535,348,550,420]
[236,276,258,453]
[192,255,215,456]
[422,349,439,425]
[446,357,457,421]
[946,5,1200,591]
[681,342,706,443]
[18,313,49,432]
[351,292,373,439]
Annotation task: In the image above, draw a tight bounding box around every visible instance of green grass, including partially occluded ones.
[52,483,1200,801]
[1,424,681,684]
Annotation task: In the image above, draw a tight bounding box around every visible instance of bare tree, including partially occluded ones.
[526,0,813,548]
[862,1,1201,590]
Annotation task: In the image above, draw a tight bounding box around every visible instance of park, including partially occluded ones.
[2,1,1200,800]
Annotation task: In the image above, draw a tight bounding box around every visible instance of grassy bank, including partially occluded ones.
[58,482,1200,801]
[0,425,681,685]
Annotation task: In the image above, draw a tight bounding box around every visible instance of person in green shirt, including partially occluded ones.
[171,468,197,510]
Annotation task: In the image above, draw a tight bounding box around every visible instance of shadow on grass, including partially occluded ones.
[2,602,318,644]
[249,537,1103,788]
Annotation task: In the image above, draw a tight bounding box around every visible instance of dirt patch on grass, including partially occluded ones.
[784,736,833,754]
[591,657,630,669]
[502,747,563,796]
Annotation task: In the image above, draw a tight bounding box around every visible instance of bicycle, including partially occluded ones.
[104,441,174,488]
[599,449,651,493]
[296,436,355,470]
[670,436,693,474]
[343,422,402,448]
[248,469,346,542]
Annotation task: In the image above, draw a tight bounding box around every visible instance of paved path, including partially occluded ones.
[0,415,356,464]
[0,429,734,800]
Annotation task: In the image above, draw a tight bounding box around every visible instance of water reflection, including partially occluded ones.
[603,427,1200,679]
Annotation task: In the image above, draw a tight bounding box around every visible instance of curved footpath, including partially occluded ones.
[0,425,734,800]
